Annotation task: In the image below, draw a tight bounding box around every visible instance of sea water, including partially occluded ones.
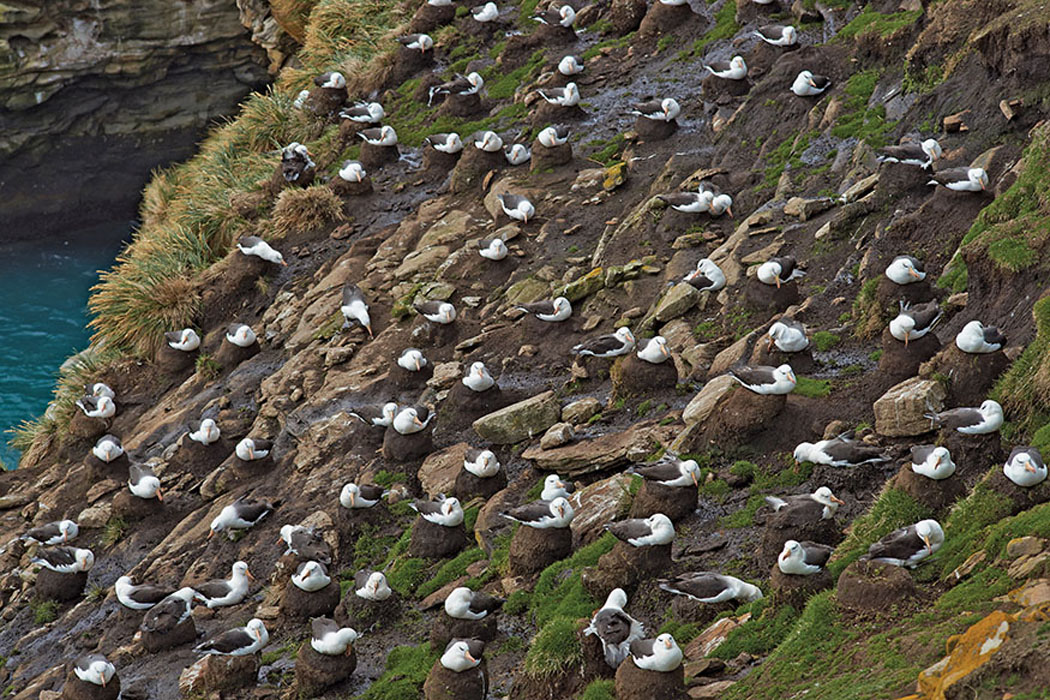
[0,223,130,468]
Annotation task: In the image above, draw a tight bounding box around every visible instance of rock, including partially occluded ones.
[561,268,605,302]
[214,337,259,368]
[36,569,87,603]
[295,642,357,697]
[178,654,258,696]
[682,375,736,425]
[943,109,971,132]
[1006,537,1046,559]
[685,614,752,660]
[873,377,946,437]
[424,658,488,700]
[999,98,1023,121]
[614,656,686,700]
[419,443,472,498]
[571,474,634,545]
[509,525,573,577]
[522,422,661,476]
[279,579,341,620]
[540,423,575,450]
[915,610,1018,697]
[562,397,602,425]
[768,564,833,609]
[652,283,701,322]
[409,517,469,559]
[472,391,562,444]
[629,480,697,522]
[673,387,786,453]
[59,668,119,700]
[611,354,679,401]
[77,502,113,529]
[835,559,917,612]
[688,680,736,698]
[783,196,834,221]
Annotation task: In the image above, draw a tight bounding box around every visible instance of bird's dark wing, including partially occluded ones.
[801,542,834,567]
[311,617,340,639]
[606,519,653,542]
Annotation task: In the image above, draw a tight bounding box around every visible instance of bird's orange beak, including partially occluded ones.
[922,535,932,554]
[465,652,477,663]
[831,496,845,505]
[208,529,216,539]
[281,260,288,267]
[904,334,909,348]
[346,645,354,656]
[775,277,782,289]
[664,638,672,649]
[692,472,698,487]
[780,550,789,561]
[1026,463,1037,473]
[909,268,921,279]
[350,492,356,506]
[366,324,374,339]
[246,569,256,581]
[414,416,424,427]
[156,489,164,502]
[415,358,421,371]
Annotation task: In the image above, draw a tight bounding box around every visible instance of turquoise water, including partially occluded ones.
[0,223,130,468]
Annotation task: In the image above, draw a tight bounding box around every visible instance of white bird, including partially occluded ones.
[165,328,201,351]
[85,382,115,399]
[754,24,798,46]
[629,633,682,671]
[863,519,944,568]
[464,448,500,478]
[32,547,94,573]
[341,283,373,338]
[339,483,387,509]
[878,138,943,167]
[637,336,671,364]
[778,540,833,575]
[471,1,498,22]
[414,299,457,324]
[627,455,701,487]
[1003,447,1047,488]
[765,486,844,520]
[792,435,889,466]
[926,400,1004,435]
[349,402,398,428]
[684,258,726,292]
[440,639,484,671]
[398,33,433,52]
[955,320,1006,354]
[478,237,508,260]
[310,618,360,656]
[196,618,268,656]
[315,71,346,89]
[428,73,484,105]
[537,124,570,148]
[359,125,398,146]
[791,70,831,96]
[428,0,452,6]
[704,55,747,80]
[473,130,503,152]
[538,82,580,106]
[497,193,535,223]
[534,4,575,26]
[757,256,805,287]
[128,462,163,500]
[584,588,644,668]
[885,255,926,284]
[910,445,956,480]
[76,394,115,419]
[462,361,495,392]
[444,586,504,620]
[501,497,574,528]
[708,193,734,217]
[393,406,435,434]
[426,132,464,154]
[236,236,286,266]
[189,418,221,445]
[606,513,675,547]
[928,167,988,191]
[292,561,331,592]
[73,655,115,687]
[505,143,531,165]
[889,300,942,346]
[558,55,584,76]
[235,437,272,461]
[659,572,764,604]
[92,434,124,463]
[410,494,464,526]
[398,348,427,372]
[339,101,386,123]
[573,326,636,358]
[767,319,809,352]
[193,561,254,607]
[729,364,796,395]
[657,190,714,214]
[540,474,575,501]
[630,97,681,121]
[208,499,273,538]
[514,297,571,322]
[225,323,256,347]
[338,160,367,182]
[20,519,79,546]
[355,571,392,600]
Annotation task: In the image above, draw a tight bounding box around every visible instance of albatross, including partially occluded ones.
[955,320,1006,354]
[910,445,956,480]
[235,437,272,462]
[573,327,636,358]
[792,434,890,466]
[462,361,495,391]
[429,72,484,106]
[878,138,942,167]
[627,454,702,487]
[445,586,505,620]
[196,618,268,656]
[757,256,805,287]
[538,83,580,107]
[540,474,575,501]
[606,513,675,546]
[339,101,385,123]
[355,571,393,600]
[537,124,570,147]
[791,70,831,96]
[225,323,256,347]
[729,364,796,395]
[862,519,943,568]
[141,587,196,635]
[1004,447,1047,488]
[659,572,763,603]
[398,33,433,52]
[21,519,79,546]
[478,237,508,260]
[765,486,844,520]
[165,328,201,351]
[584,588,644,668]
[754,24,798,46]
[188,418,220,445]
[767,319,809,352]
[208,498,273,538]
[684,258,727,292]
[413,299,457,324]
[311,618,360,655]
[885,255,926,284]
[410,494,464,526]
[348,402,398,428]
[657,190,714,214]
[73,655,115,687]
[928,167,988,191]
[340,483,387,509]
[359,125,398,146]
[533,3,575,26]
[128,462,163,500]
[630,97,681,121]
[398,348,427,372]
[629,634,682,671]
[192,561,253,608]
[236,236,286,266]
[393,406,435,434]
[497,193,535,222]
[92,434,123,463]
[514,297,572,322]
[340,283,373,337]
[925,399,1003,434]
[464,448,500,478]
[440,639,485,671]
[889,300,942,346]
[778,540,833,575]
[426,132,464,154]
[33,546,94,573]
[500,497,574,528]
[291,561,331,592]
[704,56,747,80]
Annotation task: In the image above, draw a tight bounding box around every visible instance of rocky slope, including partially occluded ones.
[2,0,1050,698]
[0,0,284,238]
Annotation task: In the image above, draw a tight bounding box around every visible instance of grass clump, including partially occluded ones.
[580,679,617,700]
[811,331,840,352]
[828,70,895,148]
[688,1,739,56]
[195,353,222,381]
[272,185,344,236]
[101,516,129,548]
[523,616,583,677]
[836,8,922,40]
[793,377,831,398]
[415,547,487,598]
[658,618,702,644]
[992,295,1050,435]
[711,600,798,659]
[357,644,439,700]
[31,599,60,624]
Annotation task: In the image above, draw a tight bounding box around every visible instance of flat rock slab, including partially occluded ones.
[473,390,561,445]
[521,421,663,476]
[873,376,946,437]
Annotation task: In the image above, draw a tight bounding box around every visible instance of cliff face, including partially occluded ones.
[0,0,277,239]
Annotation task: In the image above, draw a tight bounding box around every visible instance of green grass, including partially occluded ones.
[828,70,895,148]
[580,679,616,700]
[31,599,60,625]
[101,516,129,548]
[195,353,221,380]
[688,1,739,57]
[793,377,831,398]
[811,331,841,352]
[836,8,922,40]
[658,618,702,644]
[523,616,583,677]
[415,547,487,598]
[720,459,812,528]
[992,295,1050,435]
[356,644,439,699]
[712,599,798,659]
[829,488,933,577]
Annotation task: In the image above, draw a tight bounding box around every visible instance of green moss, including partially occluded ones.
[836,8,921,40]
[524,616,583,677]
[581,32,634,61]
[721,492,768,528]
[504,589,530,615]
[793,377,831,398]
[828,70,895,148]
[830,488,933,577]
[937,253,969,292]
[712,600,798,659]
[811,331,841,352]
[587,133,627,165]
[373,470,407,487]
[931,476,1015,576]
[31,599,60,625]
[729,460,757,479]
[658,618,702,644]
[415,547,487,598]
[689,1,739,56]
[483,50,546,100]
[357,644,439,699]
[386,557,428,597]
[987,235,1038,271]
[531,533,616,625]
[580,679,617,700]
[656,34,675,53]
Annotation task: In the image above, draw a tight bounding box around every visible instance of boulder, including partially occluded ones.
[571,474,634,545]
[630,480,697,522]
[652,283,701,322]
[611,354,679,401]
[473,391,561,444]
[409,517,469,559]
[835,559,917,612]
[783,196,834,221]
[540,423,575,450]
[562,397,602,425]
[36,569,88,603]
[419,443,472,498]
[509,525,573,577]
[440,383,512,435]
[873,377,946,438]
[614,656,686,700]
[681,375,735,425]
[768,564,832,609]
[878,327,941,379]
[295,642,357,697]
[279,579,341,620]
[423,658,488,700]
[522,422,661,476]
[178,654,257,696]
[59,669,119,700]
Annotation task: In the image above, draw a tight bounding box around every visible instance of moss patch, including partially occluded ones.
[357,644,439,699]
[793,377,831,398]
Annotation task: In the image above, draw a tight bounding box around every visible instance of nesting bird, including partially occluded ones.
[792,434,890,467]
[393,406,435,434]
[188,418,221,445]
[584,588,645,667]
[196,618,268,656]
[311,618,360,655]
[426,132,465,154]
[684,258,727,292]
[128,462,163,500]
[607,513,675,546]
[637,336,671,364]
[910,445,956,480]
[440,639,485,671]
[225,323,256,347]
[349,402,398,428]
[928,167,988,191]
[462,362,496,392]
[236,235,286,266]
[729,363,797,395]
[497,193,535,223]
[340,283,374,338]
[778,540,833,575]
[414,299,457,324]
[355,571,393,600]
[926,399,1004,434]
[208,498,273,538]
[765,486,844,520]
[339,101,385,124]
[558,55,584,75]
[514,296,572,322]
[32,546,94,574]
[501,497,574,528]
[754,24,798,46]
[537,124,570,147]
[631,97,681,121]
[767,319,809,352]
[398,348,428,372]
[627,454,701,487]
[573,327,636,358]
[21,519,79,546]
[862,519,943,568]
[540,474,575,501]
[473,130,503,152]
[505,143,531,165]
[235,437,272,462]
[193,561,253,608]
[889,300,942,346]
[337,160,367,183]
[471,2,499,22]
[292,561,331,592]
[165,328,201,351]
[884,255,926,284]
[659,572,764,604]
[533,3,575,26]
[429,72,484,105]
[538,82,580,107]
[340,483,387,509]
[791,70,831,96]
[478,237,508,260]
[115,576,173,611]
[92,434,124,463]
[757,256,806,288]
[1003,447,1047,488]
[359,125,398,146]
[878,138,943,168]
[398,33,434,52]
[704,55,747,80]
[955,320,1006,354]
[411,494,464,526]
[76,393,116,419]
[629,633,683,671]
[657,190,714,214]
[445,587,504,620]
[73,655,116,687]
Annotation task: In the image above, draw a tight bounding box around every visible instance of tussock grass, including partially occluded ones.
[272,185,345,236]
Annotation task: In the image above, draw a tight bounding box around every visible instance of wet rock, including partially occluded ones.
[919,344,1011,408]
[509,525,572,577]
[571,474,634,545]
[178,654,257,696]
[59,668,119,700]
[522,421,661,476]
[878,327,941,379]
[873,376,946,438]
[614,655,685,700]
[279,579,341,620]
[630,481,697,522]
[611,354,678,401]
[36,569,87,603]
[409,517,469,559]
[891,463,966,513]
[835,559,917,612]
[424,658,488,700]
[295,641,357,697]
[473,391,561,444]
[540,423,575,450]
[768,564,832,609]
